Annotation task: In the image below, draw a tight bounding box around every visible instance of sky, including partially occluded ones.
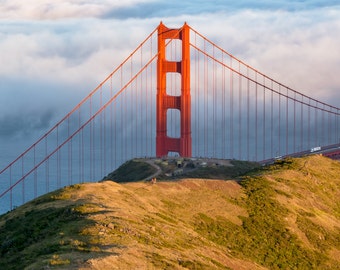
[1,0,340,166]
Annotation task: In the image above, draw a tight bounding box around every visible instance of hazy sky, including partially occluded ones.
[1,0,340,164]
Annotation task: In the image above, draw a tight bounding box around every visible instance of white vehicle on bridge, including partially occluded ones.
[311,146,321,153]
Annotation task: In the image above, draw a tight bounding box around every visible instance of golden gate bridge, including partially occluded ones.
[1,22,339,213]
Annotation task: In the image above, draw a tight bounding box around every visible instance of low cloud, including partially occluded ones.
[0,19,157,84]
[0,110,54,139]
[0,0,156,20]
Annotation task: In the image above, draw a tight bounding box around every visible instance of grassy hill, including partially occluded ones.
[0,155,340,269]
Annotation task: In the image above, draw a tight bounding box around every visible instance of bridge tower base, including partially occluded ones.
[156,22,192,157]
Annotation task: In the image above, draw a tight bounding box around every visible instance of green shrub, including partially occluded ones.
[103,159,157,182]
[194,176,331,269]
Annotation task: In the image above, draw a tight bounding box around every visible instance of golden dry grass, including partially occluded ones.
[1,155,339,269]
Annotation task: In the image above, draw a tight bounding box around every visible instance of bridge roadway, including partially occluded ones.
[260,143,340,165]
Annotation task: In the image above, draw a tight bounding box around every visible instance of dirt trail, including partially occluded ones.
[140,159,162,181]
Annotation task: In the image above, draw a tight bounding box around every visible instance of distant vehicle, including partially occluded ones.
[311,146,321,153]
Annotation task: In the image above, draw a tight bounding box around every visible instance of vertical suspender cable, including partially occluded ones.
[9,167,12,211]
[238,61,242,159]
[45,137,49,193]
[21,158,24,205]
[110,77,113,169]
[139,45,142,157]
[286,87,289,155]
[145,45,148,156]
[89,95,93,181]
[121,66,124,163]
[315,103,318,146]
[197,35,201,156]
[68,117,72,186]
[247,67,250,160]
[213,46,216,157]
[34,145,37,198]
[57,125,60,188]
[263,76,266,160]
[293,92,296,153]
[271,80,274,158]
[193,33,197,155]
[255,72,258,161]
[114,76,117,168]
[222,52,226,158]
[337,109,339,146]
[103,86,106,177]
[322,104,325,145]
[230,57,234,159]
[79,108,82,183]
[204,39,207,157]
[328,109,331,145]
[130,57,133,158]
[99,87,105,180]
[308,99,311,149]
[301,95,304,151]
[278,84,281,156]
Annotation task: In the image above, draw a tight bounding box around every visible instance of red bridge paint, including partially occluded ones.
[156,22,192,157]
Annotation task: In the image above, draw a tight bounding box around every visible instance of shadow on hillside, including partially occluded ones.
[0,201,123,269]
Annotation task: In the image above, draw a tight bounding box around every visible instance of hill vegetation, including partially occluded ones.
[0,155,340,269]
[102,159,157,182]
[102,157,260,182]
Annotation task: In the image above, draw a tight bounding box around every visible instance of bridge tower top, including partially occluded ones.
[156,22,192,157]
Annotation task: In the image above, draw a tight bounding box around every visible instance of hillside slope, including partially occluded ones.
[0,155,339,269]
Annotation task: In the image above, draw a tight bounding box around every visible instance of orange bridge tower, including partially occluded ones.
[156,22,192,157]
